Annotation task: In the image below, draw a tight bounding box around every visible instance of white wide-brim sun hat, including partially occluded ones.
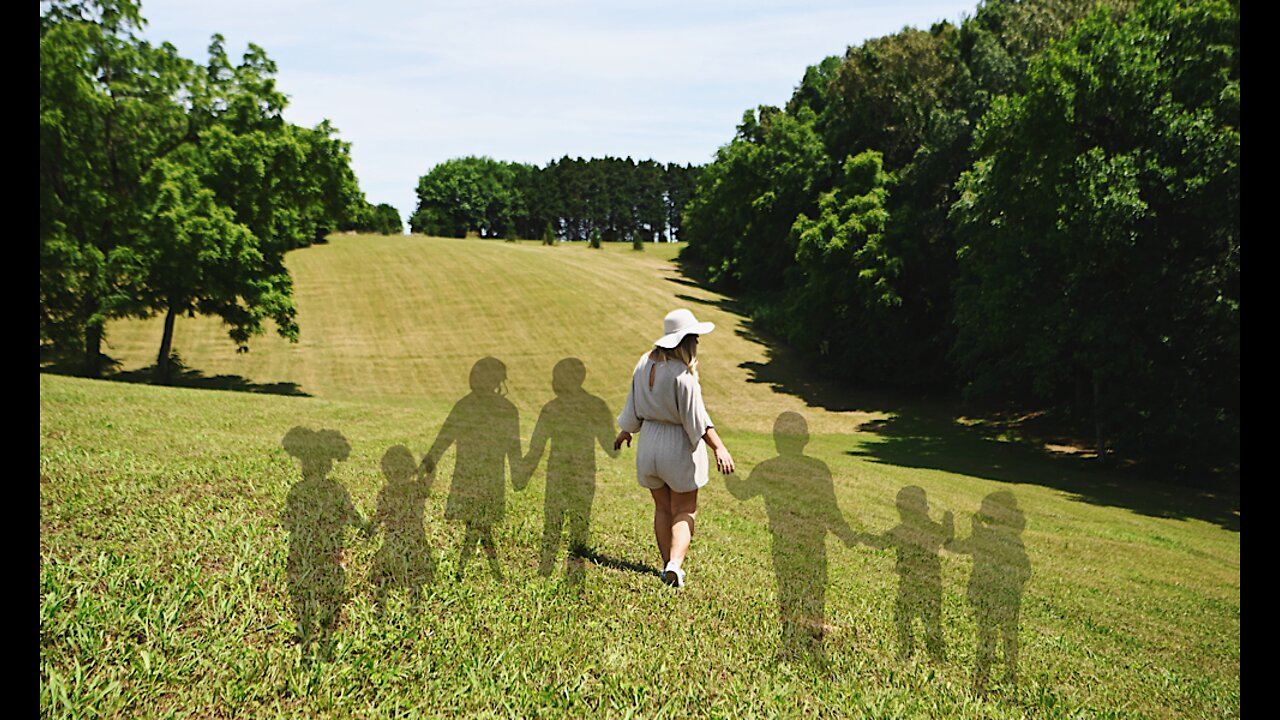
[654,308,715,348]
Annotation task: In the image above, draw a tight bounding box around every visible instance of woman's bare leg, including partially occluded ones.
[650,487,672,566]
[668,489,698,568]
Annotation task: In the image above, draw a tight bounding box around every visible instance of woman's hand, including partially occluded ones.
[614,431,633,451]
[714,446,735,474]
[704,427,734,474]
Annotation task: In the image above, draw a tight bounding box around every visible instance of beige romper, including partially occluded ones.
[617,352,714,493]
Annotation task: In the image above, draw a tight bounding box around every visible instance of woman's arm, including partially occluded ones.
[616,364,643,451]
[703,427,734,474]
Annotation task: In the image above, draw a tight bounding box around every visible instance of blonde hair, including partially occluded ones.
[649,334,699,375]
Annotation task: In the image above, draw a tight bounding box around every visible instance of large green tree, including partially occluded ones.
[40,1,365,381]
[950,0,1239,465]
[409,157,520,238]
[40,0,188,374]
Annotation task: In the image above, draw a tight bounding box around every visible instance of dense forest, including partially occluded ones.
[409,156,701,245]
[39,0,371,381]
[680,0,1238,470]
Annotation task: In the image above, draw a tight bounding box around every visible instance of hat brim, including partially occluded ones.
[654,321,715,348]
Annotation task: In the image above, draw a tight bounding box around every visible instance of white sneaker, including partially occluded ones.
[662,562,685,588]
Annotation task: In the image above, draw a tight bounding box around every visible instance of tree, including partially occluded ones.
[40,0,189,374]
[786,151,895,376]
[681,105,831,291]
[111,156,298,383]
[370,204,402,235]
[951,0,1239,466]
[409,157,518,238]
[40,1,367,380]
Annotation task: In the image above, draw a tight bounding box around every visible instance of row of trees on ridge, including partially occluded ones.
[409,156,701,244]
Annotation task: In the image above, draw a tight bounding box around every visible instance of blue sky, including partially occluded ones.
[136,0,981,229]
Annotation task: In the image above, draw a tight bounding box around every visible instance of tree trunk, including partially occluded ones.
[155,305,177,385]
[1093,371,1106,462]
[83,321,103,378]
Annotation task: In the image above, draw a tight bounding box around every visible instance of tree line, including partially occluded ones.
[341,201,404,236]
[409,156,701,245]
[680,0,1238,471]
[40,0,373,382]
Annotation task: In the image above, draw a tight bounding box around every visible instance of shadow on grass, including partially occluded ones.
[850,413,1240,532]
[576,547,662,578]
[726,412,859,670]
[40,356,309,397]
[661,268,1240,533]
[520,358,619,588]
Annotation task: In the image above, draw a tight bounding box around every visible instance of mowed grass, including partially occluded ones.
[40,235,1239,718]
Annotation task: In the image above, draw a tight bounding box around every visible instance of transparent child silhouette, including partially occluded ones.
[861,485,954,662]
[281,426,369,660]
[518,358,618,586]
[726,411,858,667]
[421,357,522,582]
[368,445,435,616]
[946,490,1031,689]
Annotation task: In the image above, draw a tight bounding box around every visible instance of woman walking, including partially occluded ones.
[615,309,735,588]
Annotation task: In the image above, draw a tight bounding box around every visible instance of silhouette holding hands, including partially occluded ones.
[280,426,369,660]
[368,445,435,615]
[421,357,522,582]
[861,486,954,662]
[519,358,618,585]
[946,490,1031,689]
[726,412,858,666]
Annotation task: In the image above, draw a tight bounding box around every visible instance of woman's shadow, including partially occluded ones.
[726,411,858,668]
[280,426,369,661]
[421,357,522,582]
[518,357,619,587]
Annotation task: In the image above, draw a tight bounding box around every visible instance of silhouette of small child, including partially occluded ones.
[946,490,1031,689]
[368,445,435,615]
[861,485,954,662]
[280,426,369,659]
[519,358,618,583]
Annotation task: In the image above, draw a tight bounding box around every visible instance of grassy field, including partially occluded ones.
[40,235,1239,718]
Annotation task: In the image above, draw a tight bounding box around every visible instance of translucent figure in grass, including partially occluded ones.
[281,426,369,660]
[421,357,522,582]
[726,411,858,667]
[860,485,954,662]
[368,445,435,615]
[947,490,1031,689]
[518,358,618,586]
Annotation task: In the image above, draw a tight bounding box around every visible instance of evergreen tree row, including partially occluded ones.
[680,0,1238,471]
[409,156,701,244]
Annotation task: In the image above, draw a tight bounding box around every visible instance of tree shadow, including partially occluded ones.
[850,413,1239,532]
[518,358,618,588]
[280,426,369,662]
[726,412,859,669]
[422,357,522,583]
[661,279,902,414]
[41,354,309,397]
